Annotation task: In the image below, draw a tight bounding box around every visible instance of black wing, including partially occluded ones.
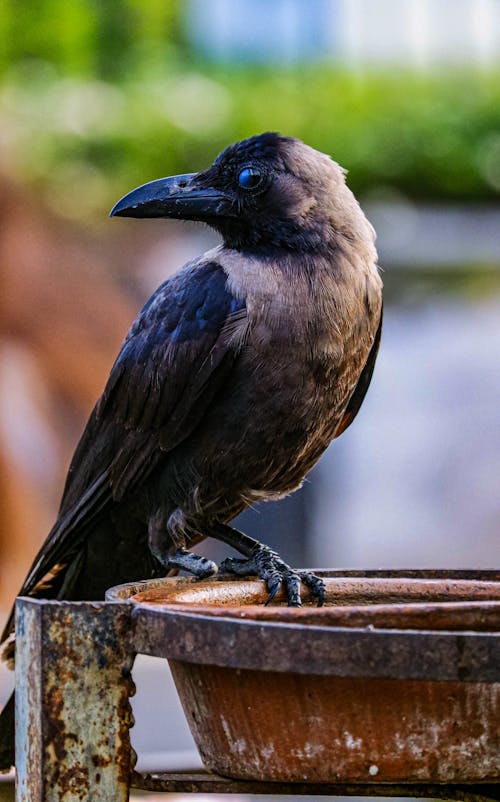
[334,305,383,438]
[18,259,246,604]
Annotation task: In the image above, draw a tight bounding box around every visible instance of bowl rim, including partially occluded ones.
[106,570,500,683]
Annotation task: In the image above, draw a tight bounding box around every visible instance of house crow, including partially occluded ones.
[0,132,382,769]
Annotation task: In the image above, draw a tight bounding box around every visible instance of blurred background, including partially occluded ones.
[0,0,499,795]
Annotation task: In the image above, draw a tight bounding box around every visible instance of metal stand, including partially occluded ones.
[15,599,134,802]
[15,594,500,802]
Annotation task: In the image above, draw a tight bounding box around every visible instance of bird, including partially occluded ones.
[0,132,382,769]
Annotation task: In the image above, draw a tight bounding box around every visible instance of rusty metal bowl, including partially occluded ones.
[109,569,500,784]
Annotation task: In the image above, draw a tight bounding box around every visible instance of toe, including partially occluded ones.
[167,549,218,579]
[220,556,257,575]
[285,572,302,607]
[196,558,218,579]
[300,571,326,607]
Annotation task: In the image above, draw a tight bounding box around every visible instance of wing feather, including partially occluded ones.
[334,305,383,438]
[6,259,246,617]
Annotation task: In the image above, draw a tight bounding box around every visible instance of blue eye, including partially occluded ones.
[238,167,262,189]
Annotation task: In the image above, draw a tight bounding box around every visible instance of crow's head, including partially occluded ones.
[111,132,369,253]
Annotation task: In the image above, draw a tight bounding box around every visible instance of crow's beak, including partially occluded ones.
[110,173,235,220]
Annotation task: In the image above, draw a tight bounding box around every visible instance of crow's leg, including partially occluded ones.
[207,522,325,607]
[148,508,217,579]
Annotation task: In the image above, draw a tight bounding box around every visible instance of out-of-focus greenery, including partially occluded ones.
[0,2,498,220]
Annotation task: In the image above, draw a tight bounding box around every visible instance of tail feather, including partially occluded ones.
[0,693,15,772]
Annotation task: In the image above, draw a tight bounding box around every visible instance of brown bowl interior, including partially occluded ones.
[131,575,500,630]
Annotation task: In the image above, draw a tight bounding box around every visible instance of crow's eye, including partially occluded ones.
[238,167,262,190]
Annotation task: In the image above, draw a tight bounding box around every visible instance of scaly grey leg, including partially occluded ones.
[208,522,326,607]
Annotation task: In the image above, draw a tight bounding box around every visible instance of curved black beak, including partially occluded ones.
[110,173,235,221]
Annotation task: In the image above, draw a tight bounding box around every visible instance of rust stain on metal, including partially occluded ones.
[115,670,137,784]
[43,686,67,764]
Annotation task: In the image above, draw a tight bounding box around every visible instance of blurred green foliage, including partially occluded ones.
[0,1,498,219]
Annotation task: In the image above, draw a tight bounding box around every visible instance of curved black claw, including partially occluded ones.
[220,546,325,607]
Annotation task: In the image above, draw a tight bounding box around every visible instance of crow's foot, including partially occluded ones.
[166,548,218,579]
[220,545,325,607]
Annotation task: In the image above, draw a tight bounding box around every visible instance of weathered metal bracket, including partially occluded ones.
[14,591,500,801]
[15,598,135,802]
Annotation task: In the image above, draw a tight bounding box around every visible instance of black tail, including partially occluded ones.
[0,692,15,772]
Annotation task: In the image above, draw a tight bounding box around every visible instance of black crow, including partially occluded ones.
[0,132,382,769]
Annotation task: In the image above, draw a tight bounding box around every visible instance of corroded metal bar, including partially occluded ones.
[15,598,135,802]
[132,770,500,801]
[131,606,500,682]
